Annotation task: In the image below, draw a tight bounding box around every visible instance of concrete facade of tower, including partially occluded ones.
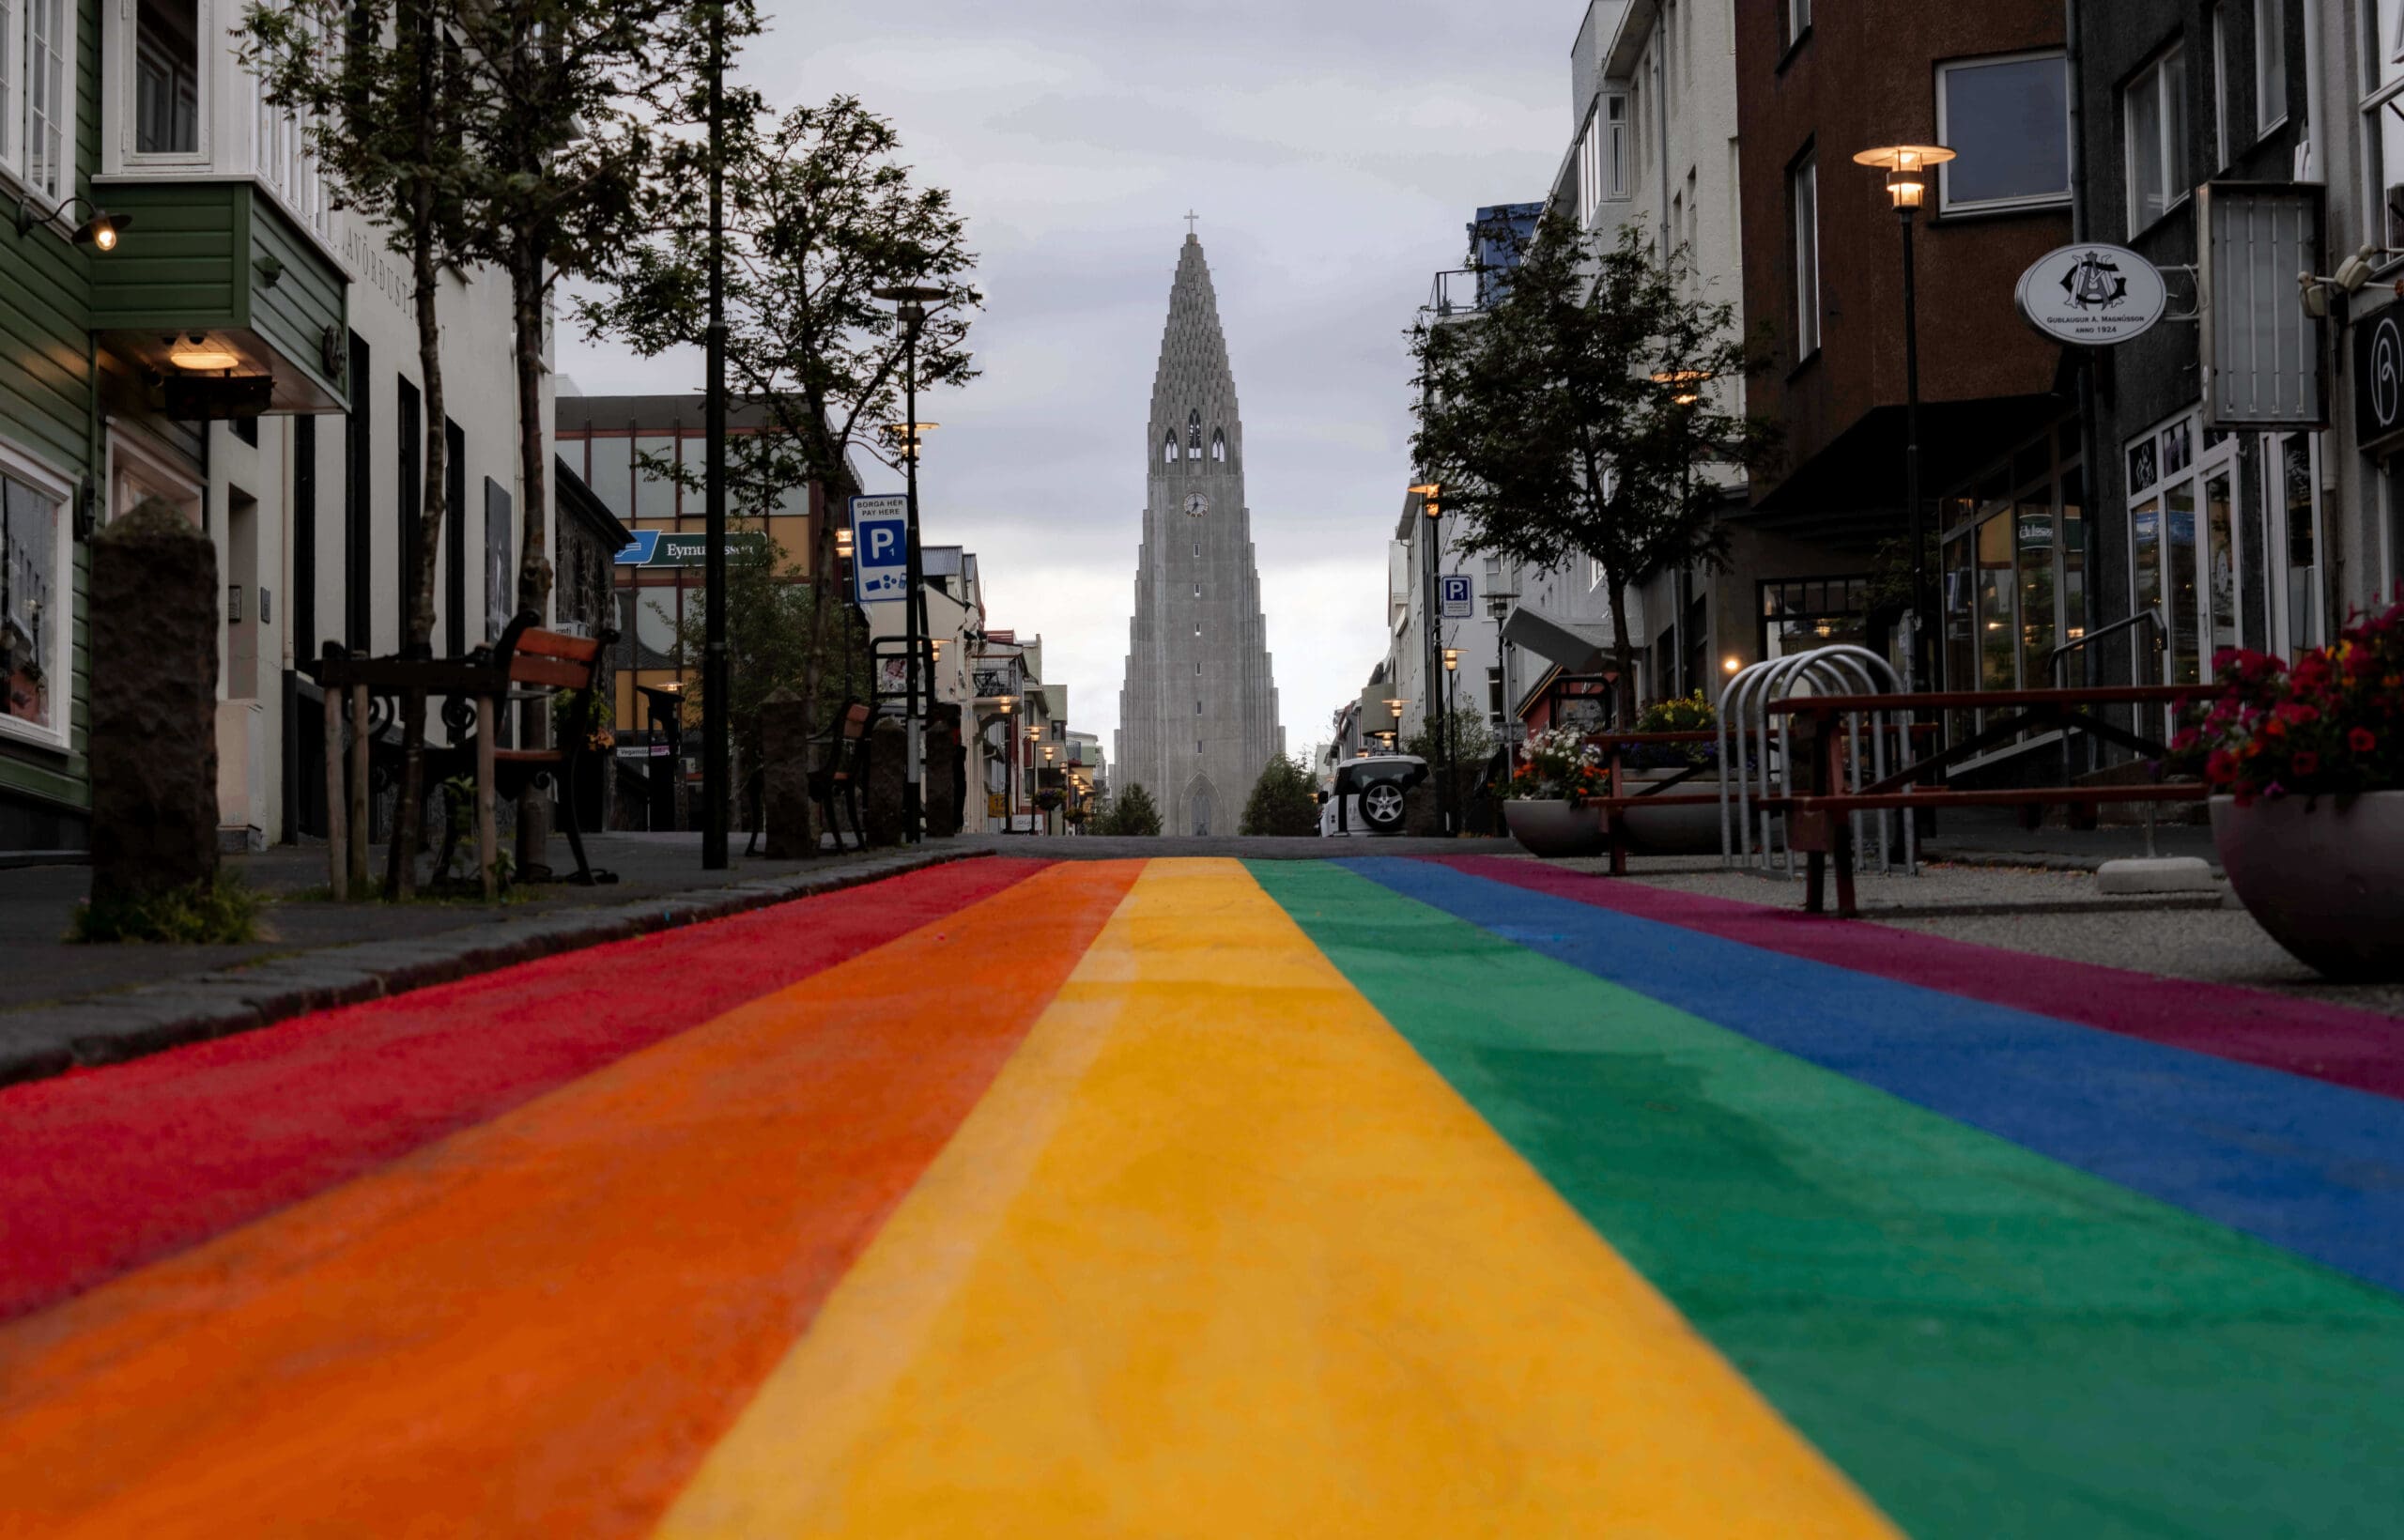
[1114,232,1285,837]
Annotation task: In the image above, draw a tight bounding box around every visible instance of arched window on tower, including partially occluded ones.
[1210,426,1226,463]
[1186,409,1203,459]
[1163,430,1178,466]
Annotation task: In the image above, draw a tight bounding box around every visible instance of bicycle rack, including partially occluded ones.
[1718,645,1916,878]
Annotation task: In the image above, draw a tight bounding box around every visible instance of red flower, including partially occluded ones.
[2352,727,2378,754]
[2291,750,2319,777]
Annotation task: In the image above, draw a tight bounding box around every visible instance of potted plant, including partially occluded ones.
[1613,691,1726,855]
[1502,726,1610,856]
[2174,598,2404,979]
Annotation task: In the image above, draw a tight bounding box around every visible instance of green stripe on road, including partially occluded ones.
[1251,860,2404,1540]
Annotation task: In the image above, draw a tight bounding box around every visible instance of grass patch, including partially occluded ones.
[70,876,264,945]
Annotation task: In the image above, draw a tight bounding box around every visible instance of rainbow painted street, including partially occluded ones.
[4,856,2400,1537]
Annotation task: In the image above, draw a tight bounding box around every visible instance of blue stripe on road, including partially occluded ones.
[1340,856,2404,1298]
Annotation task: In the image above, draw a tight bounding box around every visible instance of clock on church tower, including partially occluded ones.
[1182,493,1209,518]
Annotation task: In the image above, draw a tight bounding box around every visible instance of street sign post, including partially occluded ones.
[849,494,911,605]
[1440,575,1473,619]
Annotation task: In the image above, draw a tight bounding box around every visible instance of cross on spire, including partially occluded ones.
[1183,210,1199,237]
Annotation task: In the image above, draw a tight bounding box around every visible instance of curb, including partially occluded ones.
[0,848,991,1090]
[1924,847,2223,875]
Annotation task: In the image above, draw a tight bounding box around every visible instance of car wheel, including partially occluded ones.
[1360,780,1408,835]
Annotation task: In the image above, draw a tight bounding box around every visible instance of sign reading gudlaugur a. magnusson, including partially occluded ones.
[2014,244,2169,346]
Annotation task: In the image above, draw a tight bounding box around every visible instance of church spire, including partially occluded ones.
[1148,235,1240,472]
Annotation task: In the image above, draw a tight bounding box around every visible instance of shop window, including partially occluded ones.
[1935,51,2071,214]
[1758,577,1870,662]
[2125,43,2191,232]
[2125,413,2247,686]
[133,0,201,158]
[0,463,66,745]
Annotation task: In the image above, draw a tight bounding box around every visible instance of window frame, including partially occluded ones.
[2254,0,2288,137]
[1790,149,1821,362]
[4,0,78,209]
[2355,0,2404,254]
[121,0,212,170]
[2211,3,2232,170]
[0,437,76,751]
[2123,42,2192,236]
[1934,48,2073,216]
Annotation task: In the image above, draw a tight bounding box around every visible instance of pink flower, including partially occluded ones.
[2351,727,2378,754]
[2291,750,2319,777]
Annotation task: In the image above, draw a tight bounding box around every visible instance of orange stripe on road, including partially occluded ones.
[0,860,1145,1539]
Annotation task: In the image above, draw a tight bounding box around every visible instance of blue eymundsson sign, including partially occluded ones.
[850,494,911,605]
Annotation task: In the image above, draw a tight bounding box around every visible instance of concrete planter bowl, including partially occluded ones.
[1503,798,1607,858]
[2211,791,2404,979]
[1612,770,1729,856]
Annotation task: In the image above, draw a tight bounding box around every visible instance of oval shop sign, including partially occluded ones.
[2015,243,2169,347]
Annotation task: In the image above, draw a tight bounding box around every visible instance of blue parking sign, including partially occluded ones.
[850,495,911,605]
[1440,575,1473,619]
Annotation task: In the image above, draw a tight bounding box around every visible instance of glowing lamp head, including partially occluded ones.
[1722,654,1742,674]
[1851,144,1954,211]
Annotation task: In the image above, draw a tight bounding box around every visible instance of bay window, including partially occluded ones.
[1576,94,1630,223]
[2358,2,2404,248]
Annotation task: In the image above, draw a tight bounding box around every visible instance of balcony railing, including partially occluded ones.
[1427,267,1502,318]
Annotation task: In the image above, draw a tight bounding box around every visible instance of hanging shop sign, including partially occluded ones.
[2355,306,2404,454]
[613,531,768,567]
[2014,243,2169,347]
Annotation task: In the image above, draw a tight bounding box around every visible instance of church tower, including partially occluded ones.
[1115,233,1284,836]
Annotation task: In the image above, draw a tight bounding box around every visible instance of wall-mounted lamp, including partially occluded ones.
[19,194,132,251]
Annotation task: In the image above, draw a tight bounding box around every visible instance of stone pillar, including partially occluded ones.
[88,498,220,902]
[862,716,906,847]
[923,702,962,838]
[759,688,813,858]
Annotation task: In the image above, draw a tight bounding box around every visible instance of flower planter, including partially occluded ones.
[1503,797,1607,858]
[1611,770,1729,856]
[2210,791,2404,980]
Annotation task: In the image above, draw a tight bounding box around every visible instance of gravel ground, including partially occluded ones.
[1552,855,2404,1018]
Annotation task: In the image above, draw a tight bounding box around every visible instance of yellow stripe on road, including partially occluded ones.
[655,858,1898,1538]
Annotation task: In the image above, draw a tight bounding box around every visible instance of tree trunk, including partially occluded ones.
[511,251,553,875]
[1607,578,1639,726]
[385,5,447,902]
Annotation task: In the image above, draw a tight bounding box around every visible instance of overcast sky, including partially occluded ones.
[557,1,1573,762]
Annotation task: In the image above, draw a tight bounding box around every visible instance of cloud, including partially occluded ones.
[558,0,1573,758]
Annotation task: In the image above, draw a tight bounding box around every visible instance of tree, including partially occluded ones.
[1240,755,1319,836]
[243,0,468,897]
[1100,783,1163,837]
[1410,212,1773,722]
[585,95,978,847]
[449,0,748,871]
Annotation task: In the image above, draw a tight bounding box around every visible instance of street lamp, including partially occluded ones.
[1651,368,1715,696]
[872,282,951,844]
[994,693,1015,834]
[1852,143,1955,693]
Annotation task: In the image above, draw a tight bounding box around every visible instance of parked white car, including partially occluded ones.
[1318,754,1429,837]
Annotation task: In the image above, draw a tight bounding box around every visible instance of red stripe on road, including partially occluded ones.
[1436,855,2404,1100]
[0,857,1044,1323]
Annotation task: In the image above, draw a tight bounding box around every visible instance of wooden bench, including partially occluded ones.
[809,701,873,853]
[313,612,615,901]
[1766,685,2207,917]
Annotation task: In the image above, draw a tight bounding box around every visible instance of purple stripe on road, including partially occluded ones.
[1433,855,2404,1102]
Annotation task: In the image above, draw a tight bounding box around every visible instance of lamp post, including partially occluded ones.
[872,283,950,843]
[1025,720,1042,836]
[1442,648,1460,829]
[1852,144,1954,693]
[1651,370,1711,699]
[994,693,1015,834]
[700,0,730,869]
[1408,484,1447,832]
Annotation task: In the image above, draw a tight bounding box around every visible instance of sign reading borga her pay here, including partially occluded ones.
[849,494,912,606]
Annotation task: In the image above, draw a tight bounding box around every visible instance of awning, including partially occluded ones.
[1501,605,1611,670]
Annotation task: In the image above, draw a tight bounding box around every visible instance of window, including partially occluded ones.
[1162,431,1177,466]
[2255,0,2287,133]
[2121,412,2246,686]
[134,0,201,157]
[1578,96,1627,220]
[1186,408,1203,459]
[2358,3,2404,247]
[0,454,68,745]
[2212,5,2232,169]
[3,0,71,201]
[1791,152,1820,359]
[1210,426,1226,462]
[1759,578,1872,663]
[2125,44,2191,232]
[1936,52,2071,213]
[1781,0,1811,52]
[253,6,329,237]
